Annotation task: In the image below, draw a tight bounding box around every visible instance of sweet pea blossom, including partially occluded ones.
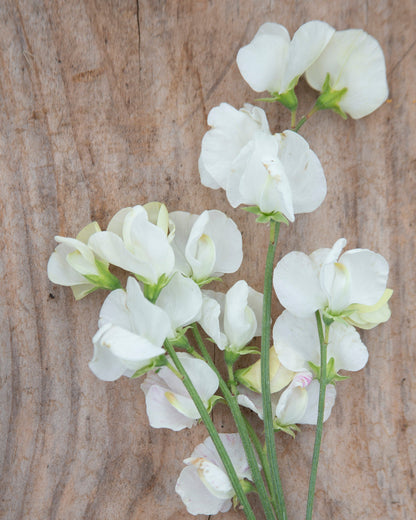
[88,205,175,285]
[273,238,389,320]
[47,221,120,299]
[169,210,243,283]
[199,103,326,221]
[198,280,263,352]
[236,21,335,103]
[141,353,219,431]
[237,372,336,428]
[176,434,254,515]
[305,29,388,119]
[89,277,170,381]
[273,310,369,374]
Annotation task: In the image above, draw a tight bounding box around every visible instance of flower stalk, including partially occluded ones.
[305,312,330,520]
[260,221,287,520]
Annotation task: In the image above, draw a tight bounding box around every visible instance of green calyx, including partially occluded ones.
[273,420,300,438]
[130,354,168,379]
[308,358,349,385]
[315,73,348,119]
[83,258,122,290]
[138,273,171,303]
[257,83,299,112]
[243,206,289,225]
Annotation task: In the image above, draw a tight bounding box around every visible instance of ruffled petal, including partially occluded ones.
[274,252,327,317]
[236,23,290,93]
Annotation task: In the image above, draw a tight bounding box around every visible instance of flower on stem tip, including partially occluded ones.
[273,238,390,323]
[236,21,335,108]
[199,103,327,221]
[176,434,255,515]
[141,353,219,431]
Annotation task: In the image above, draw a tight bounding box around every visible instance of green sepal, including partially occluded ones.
[224,349,241,366]
[197,276,223,287]
[326,357,349,384]
[130,354,168,379]
[273,420,300,438]
[140,273,172,303]
[256,84,299,111]
[235,345,261,356]
[242,206,289,226]
[240,479,256,495]
[83,259,122,291]
[207,395,224,412]
[315,73,348,119]
[308,361,321,379]
[322,312,335,327]
[168,328,192,349]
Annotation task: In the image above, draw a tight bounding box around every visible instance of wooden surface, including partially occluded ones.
[0,1,415,519]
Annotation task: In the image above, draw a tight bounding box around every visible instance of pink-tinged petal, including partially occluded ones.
[176,466,231,516]
[274,252,327,317]
[340,248,389,306]
[328,322,368,372]
[298,381,336,425]
[236,23,290,93]
[273,311,320,372]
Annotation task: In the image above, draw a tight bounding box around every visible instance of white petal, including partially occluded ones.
[327,322,368,372]
[125,277,171,345]
[47,244,87,286]
[339,249,389,306]
[273,311,320,372]
[169,211,198,276]
[199,210,243,276]
[98,288,133,330]
[88,231,156,281]
[176,466,231,515]
[237,387,265,419]
[107,207,131,236]
[88,334,127,381]
[217,433,253,481]
[282,21,335,92]
[298,381,336,424]
[224,280,257,349]
[236,23,290,93]
[306,29,388,119]
[275,385,308,425]
[247,286,264,336]
[177,353,219,402]
[143,383,196,430]
[279,130,327,214]
[156,273,202,331]
[274,252,327,317]
[198,292,228,350]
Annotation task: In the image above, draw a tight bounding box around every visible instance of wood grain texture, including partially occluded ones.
[0,1,414,518]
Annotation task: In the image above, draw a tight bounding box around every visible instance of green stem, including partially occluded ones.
[261,220,287,520]
[164,339,256,520]
[226,361,238,395]
[294,105,319,132]
[305,312,330,520]
[191,325,278,520]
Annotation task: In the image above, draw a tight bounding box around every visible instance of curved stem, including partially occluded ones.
[164,339,256,520]
[305,312,330,520]
[191,325,278,520]
[294,105,319,132]
[261,221,287,520]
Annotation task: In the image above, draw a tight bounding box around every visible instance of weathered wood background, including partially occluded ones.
[0,1,414,519]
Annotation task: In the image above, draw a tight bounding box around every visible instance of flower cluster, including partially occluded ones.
[47,18,391,520]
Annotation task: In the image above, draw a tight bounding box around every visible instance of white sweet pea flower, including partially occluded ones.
[273,310,369,374]
[238,372,336,429]
[169,210,243,283]
[273,238,389,320]
[89,277,170,381]
[176,434,254,515]
[199,103,270,190]
[47,222,121,299]
[155,272,202,338]
[88,205,175,285]
[305,29,388,119]
[199,103,326,221]
[198,280,263,352]
[236,21,335,107]
[141,353,219,431]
